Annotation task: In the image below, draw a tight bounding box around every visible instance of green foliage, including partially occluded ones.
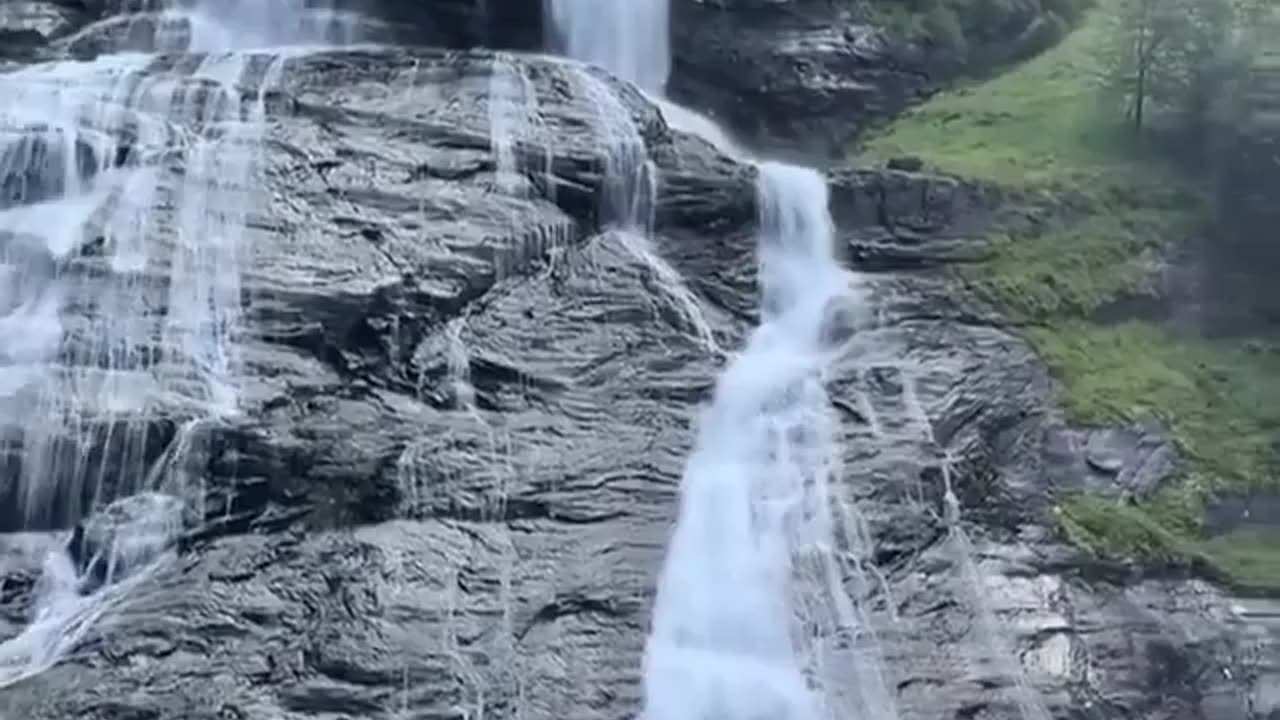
[858,0,1092,64]
[1057,494,1203,564]
[861,13,1125,184]
[1030,323,1280,493]
[1097,0,1269,135]
[1204,527,1280,594]
[865,6,1280,596]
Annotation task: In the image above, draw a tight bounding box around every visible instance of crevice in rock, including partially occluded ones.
[517,592,627,641]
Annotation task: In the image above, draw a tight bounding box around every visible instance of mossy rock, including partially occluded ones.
[866,6,1280,596]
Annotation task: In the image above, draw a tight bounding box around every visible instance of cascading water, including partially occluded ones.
[640,163,896,720]
[540,1,900,717]
[53,0,360,53]
[544,0,670,96]
[0,0,352,688]
[539,0,718,355]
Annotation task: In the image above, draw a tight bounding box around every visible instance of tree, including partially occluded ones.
[1100,0,1271,135]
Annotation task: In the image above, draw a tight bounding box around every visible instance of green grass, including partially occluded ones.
[1031,323,1280,492]
[861,10,1121,185]
[1057,494,1203,565]
[861,6,1199,318]
[857,0,1089,67]
[860,8,1280,595]
[1045,322,1280,593]
[974,207,1189,319]
[1204,527,1280,595]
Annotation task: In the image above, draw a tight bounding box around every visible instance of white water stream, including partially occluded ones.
[0,0,1054,712]
[641,162,898,720]
[542,1,901,718]
[0,0,352,689]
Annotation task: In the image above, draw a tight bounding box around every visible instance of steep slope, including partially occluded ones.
[0,2,1276,720]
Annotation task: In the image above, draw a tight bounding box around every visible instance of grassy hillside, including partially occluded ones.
[859,0,1092,68]
[860,9,1280,596]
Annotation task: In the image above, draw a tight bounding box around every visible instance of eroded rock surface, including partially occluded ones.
[668,0,929,160]
[0,4,1277,720]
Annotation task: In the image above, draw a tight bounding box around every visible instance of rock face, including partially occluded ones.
[1,3,1278,720]
[668,0,930,159]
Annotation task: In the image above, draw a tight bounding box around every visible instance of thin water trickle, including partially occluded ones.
[488,52,541,197]
[942,463,1053,720]
[444,317,477,414]
[0,543,120,688]
[540,0,722,355]
[541,3,901,716]
[0,0,353,687]
[570,63,722,355]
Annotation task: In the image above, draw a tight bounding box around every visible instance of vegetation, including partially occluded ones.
[1031,323,1280,492]
[861,3,1280,596]
[858,0,1092,67]
[1204,527,1280,594]
[1098,0,1271,135]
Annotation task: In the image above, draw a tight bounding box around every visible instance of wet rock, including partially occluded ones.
[0,1,86,48]
[0,12,1275,720]
[829,167,1001,270]
[68,492,189,590]
[1042,425,1178,499]
[886,155,925,173]
[669,0,928,159]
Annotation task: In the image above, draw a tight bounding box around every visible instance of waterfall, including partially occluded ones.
[640,163,897,720]
[0,0,351,688]
[538,2,900,717]
[537,0,717,355]
[51,0,359,53]
[544,0,671,95]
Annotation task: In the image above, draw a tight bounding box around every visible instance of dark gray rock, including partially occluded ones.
[0,1,86,51]
[1041,425,1178,500]
[0,11,1276,720]
[829,166,1002,272]
[68,492,189,590]
[668,0,929,160]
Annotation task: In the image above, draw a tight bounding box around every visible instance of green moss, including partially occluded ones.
[1032,323,1280,492]
[1057,494,1203,564]
[862,7,1117,184]
[858,0,1091,64]
[863,7,1280,595]
[1204,527,1280,595]
[1057,494,1280,594]
[1044,325,1280,593]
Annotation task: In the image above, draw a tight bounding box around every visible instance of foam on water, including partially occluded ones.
[641,163,897,720]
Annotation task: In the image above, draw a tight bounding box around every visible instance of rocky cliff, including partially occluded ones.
[0,2,1278,720]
